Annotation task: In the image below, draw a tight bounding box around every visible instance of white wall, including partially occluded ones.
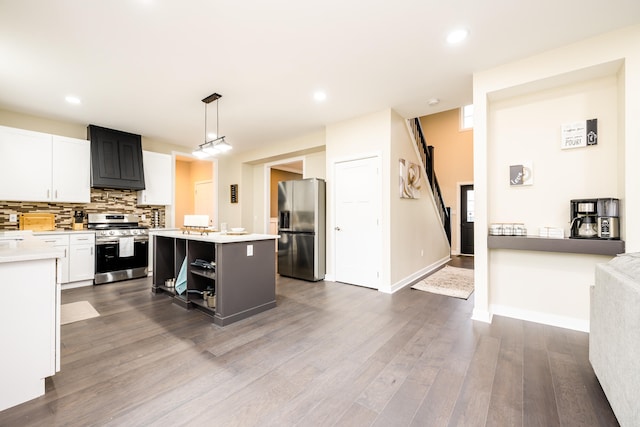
[473,24,640,330]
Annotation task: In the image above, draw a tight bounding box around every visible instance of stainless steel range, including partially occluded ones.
[88,213,149,284]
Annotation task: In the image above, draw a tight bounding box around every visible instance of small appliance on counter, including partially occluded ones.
[570,198,620,239]
[72,210,85,230]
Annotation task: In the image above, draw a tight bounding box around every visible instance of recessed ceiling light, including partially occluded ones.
[446,28,468,44]
[65,95,81,105]
[427,98,440,106]
[313,91,327,102]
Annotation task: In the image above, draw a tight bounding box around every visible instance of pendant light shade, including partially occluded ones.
[193,92,231,158]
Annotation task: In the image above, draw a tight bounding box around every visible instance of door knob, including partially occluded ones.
[335,226,341,231]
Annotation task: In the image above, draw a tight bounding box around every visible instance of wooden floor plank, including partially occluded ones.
[485,316,525,427]
[0,271,619,427]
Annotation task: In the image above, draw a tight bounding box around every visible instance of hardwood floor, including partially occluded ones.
[0,268,618,426]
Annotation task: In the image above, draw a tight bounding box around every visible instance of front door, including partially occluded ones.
[460,184,474,255]
[334,156,380,289]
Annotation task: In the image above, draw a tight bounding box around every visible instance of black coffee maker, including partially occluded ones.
[570,198,620,239]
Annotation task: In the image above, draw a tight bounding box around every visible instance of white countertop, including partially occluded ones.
[152,230,278,243]
[0,234,65,263]
[32,229,96,235]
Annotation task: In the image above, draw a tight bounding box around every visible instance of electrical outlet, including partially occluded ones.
[247,244,253,256]
[421,249,424,256]
[141,214,146,220]
[9,214,17,222]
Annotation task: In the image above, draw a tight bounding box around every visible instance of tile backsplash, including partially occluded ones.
[0,188,165,230]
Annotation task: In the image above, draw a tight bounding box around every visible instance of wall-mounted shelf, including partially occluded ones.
[488,235,625,256]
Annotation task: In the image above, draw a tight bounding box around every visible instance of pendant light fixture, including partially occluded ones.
[192,92,231,158]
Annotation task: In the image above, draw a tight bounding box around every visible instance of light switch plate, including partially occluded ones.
[247,245,253,256]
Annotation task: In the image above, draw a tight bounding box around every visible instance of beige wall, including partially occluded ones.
[0,108,188,155]
[216,130,326,233]
[389,110,451,289]
[325,109,450,292]
[420,108,474,254]
[473,24,640,331]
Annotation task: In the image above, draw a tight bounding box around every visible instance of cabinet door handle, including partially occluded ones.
[47,189,50,198]
[55,190,58,199]
[91,247,93,255]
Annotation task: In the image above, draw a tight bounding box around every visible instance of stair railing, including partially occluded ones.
[408,118,451,243]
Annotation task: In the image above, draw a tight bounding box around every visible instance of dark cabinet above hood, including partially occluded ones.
[88,125,146,190]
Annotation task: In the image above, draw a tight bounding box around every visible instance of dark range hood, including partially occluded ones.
[88,125,146,190]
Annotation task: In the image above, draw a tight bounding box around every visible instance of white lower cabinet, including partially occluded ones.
[69,234,95,282]
[34,232,95,285]
[36,235,69,283]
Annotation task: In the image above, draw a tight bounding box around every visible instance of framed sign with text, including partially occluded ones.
[561,118,597,149]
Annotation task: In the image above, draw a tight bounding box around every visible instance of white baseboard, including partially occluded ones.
[471,309,493,323]
[491,304,589,332]
[61,279,93,290]
[383,255,451,294]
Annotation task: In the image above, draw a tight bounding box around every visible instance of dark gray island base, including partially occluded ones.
[152,231,277,326]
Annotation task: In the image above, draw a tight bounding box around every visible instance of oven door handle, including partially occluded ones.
[96,240,119,245]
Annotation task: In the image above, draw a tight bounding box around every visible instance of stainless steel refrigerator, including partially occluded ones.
[277,178,325,281]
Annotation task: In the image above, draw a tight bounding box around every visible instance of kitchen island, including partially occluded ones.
[0,232,63,411]
[152,230,277,326]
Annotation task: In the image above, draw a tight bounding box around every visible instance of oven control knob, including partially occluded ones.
[109,230,115,236]
[133,230,139,235]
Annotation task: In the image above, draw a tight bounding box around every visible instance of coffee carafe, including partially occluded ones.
[570,199,598,238]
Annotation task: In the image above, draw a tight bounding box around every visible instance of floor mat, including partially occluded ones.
[411,266,474,299]
[60,301,100,325]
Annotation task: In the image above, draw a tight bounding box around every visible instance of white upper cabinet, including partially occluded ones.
[137,151,172,206]
[52,135,91,203]
[0,125,52,202]
[0,125,90,203]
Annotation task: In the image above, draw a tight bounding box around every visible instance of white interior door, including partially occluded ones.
[334,156,380,289]
[194,180,215,227]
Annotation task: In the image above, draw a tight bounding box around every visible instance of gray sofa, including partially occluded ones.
[590,252,640,427]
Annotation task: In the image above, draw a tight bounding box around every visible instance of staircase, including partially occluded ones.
[408,117,451,243]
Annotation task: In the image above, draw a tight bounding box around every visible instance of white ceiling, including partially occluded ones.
[1,1,639,154]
